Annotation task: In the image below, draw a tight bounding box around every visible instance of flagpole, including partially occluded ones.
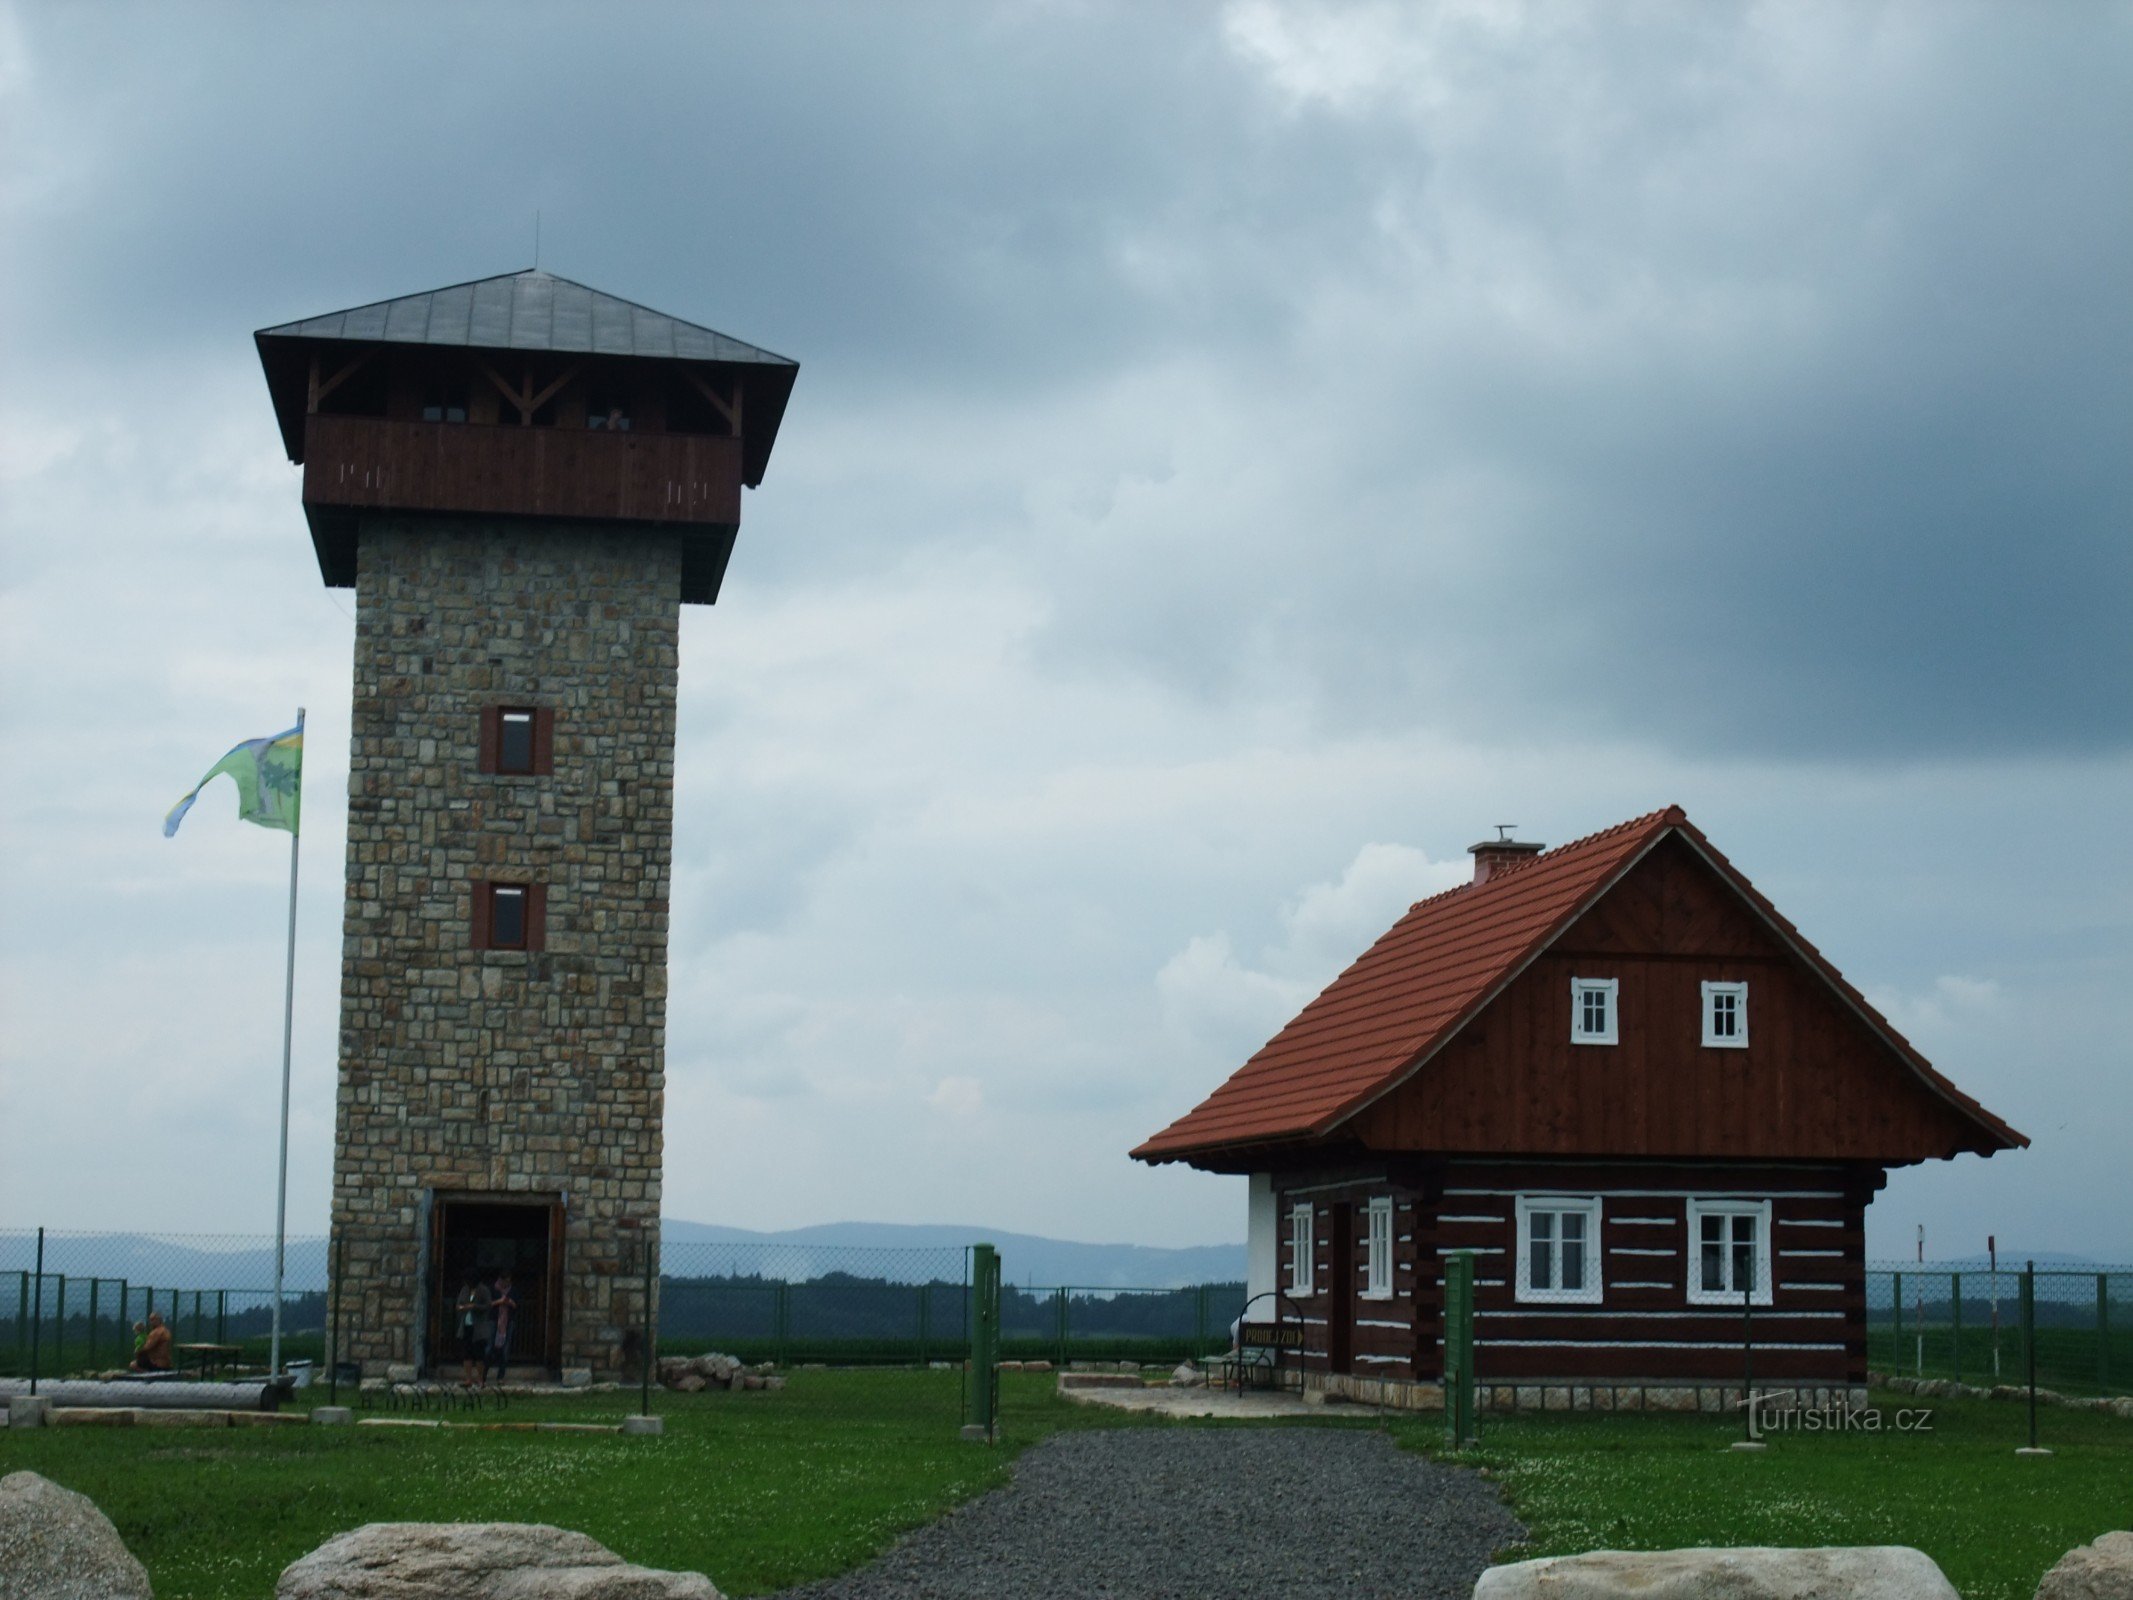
[271,706,304,1379]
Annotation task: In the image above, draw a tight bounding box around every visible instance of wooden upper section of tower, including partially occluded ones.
[255,269,800,604]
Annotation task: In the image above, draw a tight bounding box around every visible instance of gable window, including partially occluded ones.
[1363,1198,1393,1298]
[1514,1195,1603,1304]
[1288,1204,1314,1296]
[1702,981,1749,1048]
[1571,977,1619,1045]
[1687,1198,1771,1305]
[479,706,554,776]
[471,881,546,953]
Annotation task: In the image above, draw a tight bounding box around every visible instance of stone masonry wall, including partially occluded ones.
[330,517,679,1376]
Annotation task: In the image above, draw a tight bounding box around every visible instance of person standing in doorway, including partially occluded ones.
[454,1275,493,1387]
[488,1272,517,1385]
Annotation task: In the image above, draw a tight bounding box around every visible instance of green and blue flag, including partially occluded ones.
[164,723,304,837]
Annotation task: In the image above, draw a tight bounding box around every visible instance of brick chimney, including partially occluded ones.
[1468,830,1545,884]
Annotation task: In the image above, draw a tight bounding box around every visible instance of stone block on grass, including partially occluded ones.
[0,1470,153,1600]
[2034,1531,2133,1600]
[276,1522,718,1600]
[1474,1545,1958,1599]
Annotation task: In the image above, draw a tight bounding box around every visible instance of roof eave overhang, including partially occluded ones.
[252,327,799,479]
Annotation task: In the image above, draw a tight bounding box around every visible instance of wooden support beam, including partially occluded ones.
[309,351,372,413]
[476,359,531,423]
[681,369,743,434]
[524,363,582,418]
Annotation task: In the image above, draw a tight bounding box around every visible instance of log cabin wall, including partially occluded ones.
[1432,1158,1874,1385]
[1274,1169,1441,1382]
[1350,835,1991,1163]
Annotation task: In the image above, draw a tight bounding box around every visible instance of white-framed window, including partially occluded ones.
[1514,1195,1603,1303]
[1702,980,1749,1048]
[1288,1203,1314,1296]
[1571,977,1619,1045]
[1687,1198,1772,1305]
[1363,1197,1393,1298]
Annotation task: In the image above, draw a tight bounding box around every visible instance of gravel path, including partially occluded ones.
[773,1427,1526,1600]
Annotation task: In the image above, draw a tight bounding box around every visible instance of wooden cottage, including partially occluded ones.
[1132,807,2025,1409]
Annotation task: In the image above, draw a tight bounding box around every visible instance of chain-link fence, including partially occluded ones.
[1000,1282,1245,1366]
[5,1225,1246,1379]
[1,1228,328,1379]
[658,1240,972,1365]
[1867,1264,2130,1397]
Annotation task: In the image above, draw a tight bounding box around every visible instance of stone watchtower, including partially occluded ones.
[256,270,797,1376]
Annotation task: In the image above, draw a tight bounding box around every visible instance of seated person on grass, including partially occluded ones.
[131,1311,173,1372]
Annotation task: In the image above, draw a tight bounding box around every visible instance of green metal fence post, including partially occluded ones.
[641,1232,655,1418]
[1894,1271,1911,1373]
[1951,1272,1962,1386]
[329,1231,343,1405]
[29,1228,44,1395]
[964,1242,999,1443]
[1055,1288,1068,1367]
[2022,1261,2038,1451]
[88,1278,100,1369]
[2099,1274,2110,1394]
[1445,1249,1476,1448]
[218,1289,227,1346]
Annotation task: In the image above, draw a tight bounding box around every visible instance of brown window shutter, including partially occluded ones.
[478,707,500,774]
[533,707,556,776]
[471,880,491,949]
[526,882,548,952]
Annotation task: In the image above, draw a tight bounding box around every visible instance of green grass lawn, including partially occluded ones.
[2,1375,2126,1600]
[0,1372,1159,1600]
[1392,1389,2132,1600]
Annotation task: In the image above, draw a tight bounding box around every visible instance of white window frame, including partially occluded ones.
[1701,980,1749,1048]
[1287,1203,1314,1296]
[1570,977,1619,1046]
[1362,1197,1394,1299]
[1686,1197,1773,1306]
[1513,1194,1604,1304]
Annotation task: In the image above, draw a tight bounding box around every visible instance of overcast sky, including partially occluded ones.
[1,1,2127,1264]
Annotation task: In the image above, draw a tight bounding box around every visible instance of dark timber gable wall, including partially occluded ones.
[1349,834,1985,1162]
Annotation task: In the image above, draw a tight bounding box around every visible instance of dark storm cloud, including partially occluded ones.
[3,1,2125,767]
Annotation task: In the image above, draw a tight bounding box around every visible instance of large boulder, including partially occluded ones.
[2035,1532,2133,1600]
[1474,1546,1957,1599]
[276,1523,718,1600]
[0,1470,154,1600]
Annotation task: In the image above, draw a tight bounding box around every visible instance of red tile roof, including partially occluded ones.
[1132,806,2023,1163]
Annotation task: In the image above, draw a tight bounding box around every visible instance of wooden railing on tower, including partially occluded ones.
[301,415,743,527]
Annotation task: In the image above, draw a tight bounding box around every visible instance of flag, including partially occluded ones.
[164,723,304,837]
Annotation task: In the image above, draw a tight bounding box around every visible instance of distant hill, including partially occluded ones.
[660,1221,1244,1288]
[0,1223,1244,1294]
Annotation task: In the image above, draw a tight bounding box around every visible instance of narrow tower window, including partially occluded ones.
[490,885,527,949]
[480,706,554,776]
[471,881,546,952]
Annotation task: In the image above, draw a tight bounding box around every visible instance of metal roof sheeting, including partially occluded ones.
[257,269,796,367]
